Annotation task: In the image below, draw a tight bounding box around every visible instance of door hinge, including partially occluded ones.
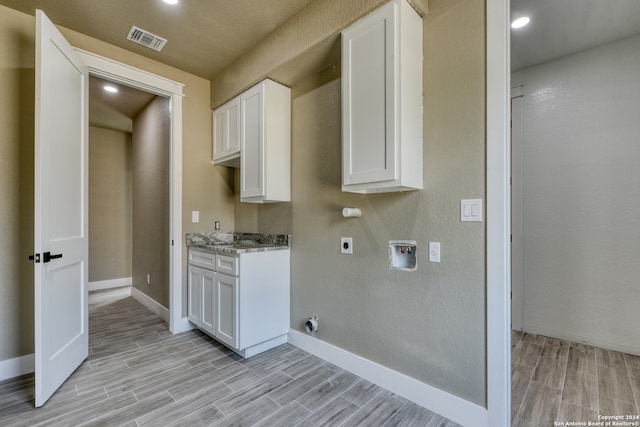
[171,240,174,246]
[29,253,41,263]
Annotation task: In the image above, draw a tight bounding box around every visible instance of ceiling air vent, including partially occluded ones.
[126,26,167,52]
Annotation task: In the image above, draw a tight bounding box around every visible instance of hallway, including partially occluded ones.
[0,288,459,426]
[512,331,640,426]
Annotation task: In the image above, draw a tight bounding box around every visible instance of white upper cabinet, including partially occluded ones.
[212,96,241,167]
[342,0,423,193]
[240,79,291,203]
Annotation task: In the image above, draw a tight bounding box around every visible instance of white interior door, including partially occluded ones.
[34,10,89,407]
[510,87,524,332]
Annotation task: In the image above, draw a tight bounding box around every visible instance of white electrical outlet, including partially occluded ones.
[429,242,441,263]
[341,237,353,254]
[146,274,150,285]
[191,210,200,223]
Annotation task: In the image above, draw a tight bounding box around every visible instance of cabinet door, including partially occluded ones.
[240,84,265,199]
[225,98,240,155]
[187,265,203,326]
[212,97,241,164]
[200,269,216,335]
[215,273,239,348]
[342,1,396,185]
[212,107,225,160]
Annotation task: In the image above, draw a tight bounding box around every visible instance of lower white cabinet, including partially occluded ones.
[187,265,205,326]
[201,270,216,336]
[214,273,238,348]
[187,248,290,358]
[188,265,216,336]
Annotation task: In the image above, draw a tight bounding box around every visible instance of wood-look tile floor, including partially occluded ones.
[512,330,640,427]
[0,287,460,427]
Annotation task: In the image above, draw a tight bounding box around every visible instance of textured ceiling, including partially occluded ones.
[5,1,640,79]
[89,76,157,133]
[11,0,640,117]
[511,0,640,72]
[0,0,314,79]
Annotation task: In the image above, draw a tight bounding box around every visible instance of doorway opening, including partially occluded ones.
[509,1,640,424]
[88,75,171,319]
[76,48,187,334]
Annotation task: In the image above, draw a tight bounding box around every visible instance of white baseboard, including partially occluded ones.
[131,287,170,323]
[521,325,640,357]
[287,330,487,427]
[0,353,35,381]
[88,277,132,292]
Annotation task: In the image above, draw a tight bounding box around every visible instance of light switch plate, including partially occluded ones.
[192,211,199,223]
[461,199,483,222]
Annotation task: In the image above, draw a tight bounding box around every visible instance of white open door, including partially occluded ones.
[34,10,89,407]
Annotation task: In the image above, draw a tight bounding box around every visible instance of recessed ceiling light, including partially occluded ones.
[163,0,178,4]
[511,17,530,29]
[104,85,118,94]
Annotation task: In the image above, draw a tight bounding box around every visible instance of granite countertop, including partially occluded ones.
[186,232,291,254]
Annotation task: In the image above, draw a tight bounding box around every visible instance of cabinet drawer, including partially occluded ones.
[216,254,239,276]
[189,250,216,270]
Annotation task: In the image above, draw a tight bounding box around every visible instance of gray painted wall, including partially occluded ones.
[235,0,487,405]
[89,126,132,283]
[132,96,171,308]
[0,7,34,360]
[512,34,640,355]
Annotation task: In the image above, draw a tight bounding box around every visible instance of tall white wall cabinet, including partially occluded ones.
[212,79,291,203]
[341,0,423,193]
[240,80,291,203]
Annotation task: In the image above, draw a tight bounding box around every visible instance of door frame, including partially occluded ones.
[510,85,524,332]
[486,0,511,426]
[75,48,190,334]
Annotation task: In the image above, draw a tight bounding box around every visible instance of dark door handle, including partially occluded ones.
[43,252,62,263]
[29,254,41,263]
